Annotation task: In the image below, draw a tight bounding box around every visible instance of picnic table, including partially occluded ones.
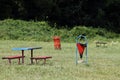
[12,47,42,64]
[96,41,107,47]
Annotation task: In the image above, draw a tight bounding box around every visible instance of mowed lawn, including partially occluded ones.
[0,40,120,80]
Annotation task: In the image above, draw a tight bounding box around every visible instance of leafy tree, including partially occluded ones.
[23,0,55,20]
[104,1,120,33]
[0,0,120,33]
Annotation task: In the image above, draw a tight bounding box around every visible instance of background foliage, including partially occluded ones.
[0,0,120,33]
[0,19,119,42]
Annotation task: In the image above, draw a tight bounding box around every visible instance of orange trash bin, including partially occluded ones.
[53,36,61,49]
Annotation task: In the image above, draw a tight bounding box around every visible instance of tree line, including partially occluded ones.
[0,0,120,33]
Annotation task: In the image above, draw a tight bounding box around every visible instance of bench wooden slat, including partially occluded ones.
[31,56,52,59]
[2,55,25,64]
[31,56,52,64]
[2,55,25,59]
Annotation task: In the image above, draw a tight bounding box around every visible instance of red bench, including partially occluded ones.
[31,56,52,64]
[2,55,25,64]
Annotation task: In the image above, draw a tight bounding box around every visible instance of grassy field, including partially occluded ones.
[0,40,120,80]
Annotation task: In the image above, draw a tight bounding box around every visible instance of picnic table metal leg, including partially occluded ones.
[22,50,24,64]
[31,49,33,64]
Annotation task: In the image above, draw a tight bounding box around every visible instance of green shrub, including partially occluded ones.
[0,19,119,42]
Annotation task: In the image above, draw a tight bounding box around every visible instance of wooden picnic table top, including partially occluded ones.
[12,47,42,51]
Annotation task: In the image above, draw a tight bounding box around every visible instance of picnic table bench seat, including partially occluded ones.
[2,55,25,64]
[31,56,52,64]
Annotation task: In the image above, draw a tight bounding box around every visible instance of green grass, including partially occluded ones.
[0,40,120,80]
